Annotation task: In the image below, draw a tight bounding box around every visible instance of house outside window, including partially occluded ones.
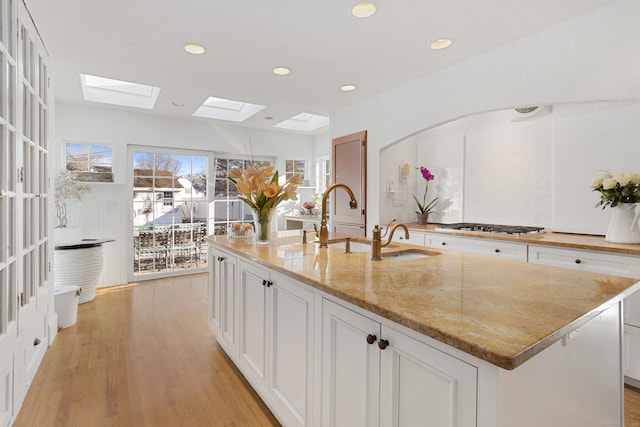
[65,142,114,182]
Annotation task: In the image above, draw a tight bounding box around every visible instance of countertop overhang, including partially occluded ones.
[207,232,640,370]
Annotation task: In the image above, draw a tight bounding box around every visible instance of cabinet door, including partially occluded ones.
[269,272,316,427]
[322,299,380,427]
[214,250,238,357]
[624,324,640,385]
[379,326,477,427]
[238,261,269,385]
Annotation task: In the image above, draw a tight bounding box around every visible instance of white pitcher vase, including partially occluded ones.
[605,203,640,244]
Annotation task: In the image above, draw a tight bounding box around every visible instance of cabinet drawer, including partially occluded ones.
[528,245,640,279]
[392,230,425,246]
[425,234,527,262]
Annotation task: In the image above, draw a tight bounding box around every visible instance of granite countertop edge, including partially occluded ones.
[207,235,640,370]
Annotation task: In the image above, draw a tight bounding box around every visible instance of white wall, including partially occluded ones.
[380,101,640,234]
[331,0,640,230]
[54,102,315,287]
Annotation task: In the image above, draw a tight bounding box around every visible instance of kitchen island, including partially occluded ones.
[207,231,640,427]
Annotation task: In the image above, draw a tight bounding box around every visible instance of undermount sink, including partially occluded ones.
[382,251,432,261]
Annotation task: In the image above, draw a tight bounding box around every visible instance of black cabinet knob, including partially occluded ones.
[494,248,500,253]
[441,242,447,246]
[366,334,377,345]
[575,259,582,264]
[262,279,267,287]
[378,339,389,350]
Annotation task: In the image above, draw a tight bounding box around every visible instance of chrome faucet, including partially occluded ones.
[313,183,358,247]
[371,223,409,260]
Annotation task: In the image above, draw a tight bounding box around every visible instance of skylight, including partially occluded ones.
[192,96,266,122]
[274,112,330,132]
[79,74,161,109]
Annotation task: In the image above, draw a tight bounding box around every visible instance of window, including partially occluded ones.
[286,159,306,182]
[65,142,113,182]
[316,157,331,194]
[213,156,272,235]
[162,191,173,207]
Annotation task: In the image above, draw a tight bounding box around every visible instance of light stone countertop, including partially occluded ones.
[208,231,640,370]
[407,223,640,255]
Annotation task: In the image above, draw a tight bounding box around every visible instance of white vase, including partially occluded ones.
[605,203,640,244]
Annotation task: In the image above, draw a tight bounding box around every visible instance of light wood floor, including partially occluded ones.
[14,273,280,427]
[13,273,640,426]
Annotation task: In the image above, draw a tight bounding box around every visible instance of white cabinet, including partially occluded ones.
[209,247,238,357]
[425,233,528,262]
[392,230,425,246]
[322,299,477,427]
[238,260,316,427]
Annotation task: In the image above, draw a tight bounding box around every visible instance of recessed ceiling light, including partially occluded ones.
[273,67,290,76]
[264,116,274,120]
[430,38,452,50]
[184,43,205,55]
[172,102,185,107]
[341,84,356,92]
[352,2,376,18]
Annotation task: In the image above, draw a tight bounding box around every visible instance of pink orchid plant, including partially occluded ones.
[414,166,438,215]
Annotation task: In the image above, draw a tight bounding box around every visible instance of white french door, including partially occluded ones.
[0,1,50,423]
[128,146,212,281]
[0,0,19,424]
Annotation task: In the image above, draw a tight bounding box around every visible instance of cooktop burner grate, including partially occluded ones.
[435,222,545,236]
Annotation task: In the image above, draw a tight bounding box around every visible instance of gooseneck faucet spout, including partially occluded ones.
[371,223,410,260]
[313,183,358,247]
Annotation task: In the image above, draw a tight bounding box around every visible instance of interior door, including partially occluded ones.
[332,131,366,236]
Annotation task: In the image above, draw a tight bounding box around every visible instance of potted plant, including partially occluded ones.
[413,166,438,225]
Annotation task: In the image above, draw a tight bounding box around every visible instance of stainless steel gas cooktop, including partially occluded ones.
[435,222,545,236]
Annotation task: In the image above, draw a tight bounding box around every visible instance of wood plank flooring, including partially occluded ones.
[14,273,279,427]
[13,272,640,426]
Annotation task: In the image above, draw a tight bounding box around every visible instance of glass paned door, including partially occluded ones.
[130,148,210,278]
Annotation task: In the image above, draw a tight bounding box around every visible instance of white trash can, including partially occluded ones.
[54,285,80,328]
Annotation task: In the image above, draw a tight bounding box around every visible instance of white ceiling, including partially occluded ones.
[24,0,617,134]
